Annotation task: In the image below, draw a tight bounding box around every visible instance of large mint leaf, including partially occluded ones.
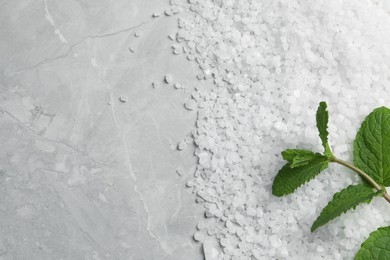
[272,156,329,197]
[316,101,333,157]
[354,107,390,186]
[311,184,378,232]
[281,149,321,168]
[355,227,390,260]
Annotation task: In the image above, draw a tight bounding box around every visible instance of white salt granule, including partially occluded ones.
[119,96,128,103]
[171,6,182,14]
[151,81,160,89]
[176,168,183,176]
[165,8,174,16]
[164,74,174,84]
[174,82,183,89]
[184,99,197,110]
[177,140,187,150]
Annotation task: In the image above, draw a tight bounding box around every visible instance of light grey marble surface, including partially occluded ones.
[0,1,204,259]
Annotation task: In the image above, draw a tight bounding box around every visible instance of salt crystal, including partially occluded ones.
[176,168,183,176]
[172,6,182,14]
[185,136,193,143]
[119,96,128,103]
[194,232,203,241]
[269,235,282,248]
[152,81,160,89]
[184,99,197,110]
[177,140,187,150]
[165,8,174,16]
[164,74,174,84]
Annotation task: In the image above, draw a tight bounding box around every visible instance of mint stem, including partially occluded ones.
[331,157,390,204]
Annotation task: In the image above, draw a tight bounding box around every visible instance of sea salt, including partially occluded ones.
[164,74,174,84]
[184,99,197,110]
[174,0,390,259]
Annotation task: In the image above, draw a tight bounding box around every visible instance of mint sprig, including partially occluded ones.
[272,102,390,259]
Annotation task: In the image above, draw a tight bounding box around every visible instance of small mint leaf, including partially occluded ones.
[281,149,314,161]
[272,156,329,197]
[316,101,333,157]
[354,106,390,186]
[311,184,378,232]
[355,226,390,260]
[281,149,325,168]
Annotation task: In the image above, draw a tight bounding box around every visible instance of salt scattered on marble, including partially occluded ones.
[176,168,183,176]
[151,81,160,89]
[174,82,182,89]
[184,99,197,110]
[193,231,203,242]
[119,96,128,103]
[177,140,187,150]
[152,12,161,18]
[134,31,142,37]
[164,74,174,84]
[164,8,174,16]
[186,180,194,188]
[172,44,182,55]
[184,136,193,144]
[171,6,182,14]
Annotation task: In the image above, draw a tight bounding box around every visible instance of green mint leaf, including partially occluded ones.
[281,149,326,168]
[354,106,390,186]
[272,156,329,197]
[355,226,390,260]
[281,149,315,161]
[316,101,333,157]
[311,184,378,232]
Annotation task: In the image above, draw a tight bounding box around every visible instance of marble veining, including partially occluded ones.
[0,1,203,259]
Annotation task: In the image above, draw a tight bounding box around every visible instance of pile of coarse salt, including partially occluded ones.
[171,0,390,259]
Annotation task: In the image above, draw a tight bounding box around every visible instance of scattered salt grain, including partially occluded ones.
[171,6,182,14]
[164,8,174,16]
[194,232,203,242]
[152,81,160,89]
[152,12,161,18]
[177,140,187,150]
[184,136,193,143]
[119,96,128,103]
[164,74,174,84]
[174,82,182,89]
[176,168,183,176]
[184,99,197,110]
[172,45,182,55]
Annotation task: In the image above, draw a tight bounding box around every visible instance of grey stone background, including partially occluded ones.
[0,1,203,259]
